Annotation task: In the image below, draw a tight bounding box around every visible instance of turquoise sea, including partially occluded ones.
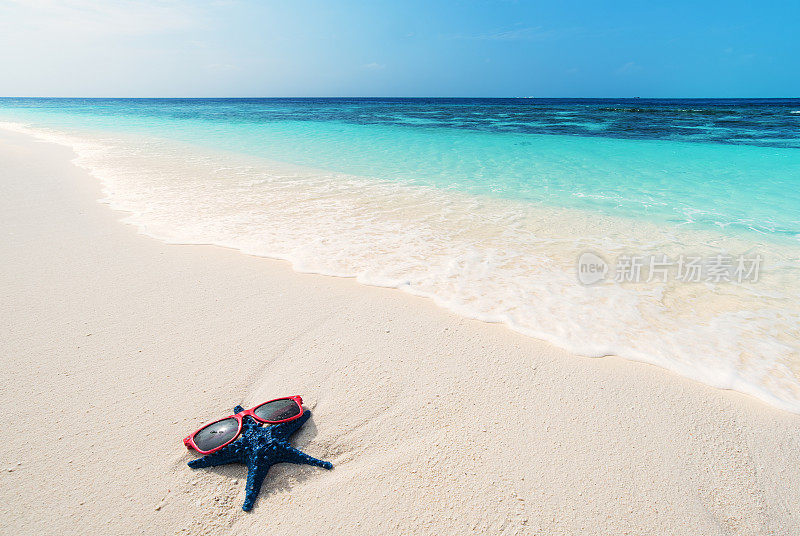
[1,98,799,411]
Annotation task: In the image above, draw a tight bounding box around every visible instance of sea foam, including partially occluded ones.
[3,120,800,413]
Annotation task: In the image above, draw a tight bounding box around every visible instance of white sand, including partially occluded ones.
[1,128,799,535]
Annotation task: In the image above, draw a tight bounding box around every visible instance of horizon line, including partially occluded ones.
[1,95,799,100]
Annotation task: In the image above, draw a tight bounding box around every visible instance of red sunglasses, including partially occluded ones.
[183,396,304,454]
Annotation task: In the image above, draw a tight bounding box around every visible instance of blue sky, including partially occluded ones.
[0,0,797,97]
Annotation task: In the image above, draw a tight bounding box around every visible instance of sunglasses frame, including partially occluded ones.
[183,395,304,454]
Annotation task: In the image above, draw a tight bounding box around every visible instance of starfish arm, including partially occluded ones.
[279,443,333,469]
[187,446,244,469]
[242,465,270,511]
[271,411,311,439]
[186,406,332,511]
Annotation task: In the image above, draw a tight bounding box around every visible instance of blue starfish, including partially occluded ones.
[187,405,333,511]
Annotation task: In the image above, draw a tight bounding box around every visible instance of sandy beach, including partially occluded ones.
[1,126,799,535]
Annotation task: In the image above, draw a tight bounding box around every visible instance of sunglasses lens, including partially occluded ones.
[253,398,302,422]
[193,417,239,452]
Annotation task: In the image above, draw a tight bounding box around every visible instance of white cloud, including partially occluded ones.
[477,26,555,41]
[1,0,200,38]
[205,63,239,73]
[362,62,386,71]
[445,25,567,42]
[615,61,641,74]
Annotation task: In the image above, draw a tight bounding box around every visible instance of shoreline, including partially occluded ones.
[2,128,799,534]
[4,120,799,413]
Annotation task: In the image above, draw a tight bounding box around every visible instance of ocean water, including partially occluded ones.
[1,98,799,412]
